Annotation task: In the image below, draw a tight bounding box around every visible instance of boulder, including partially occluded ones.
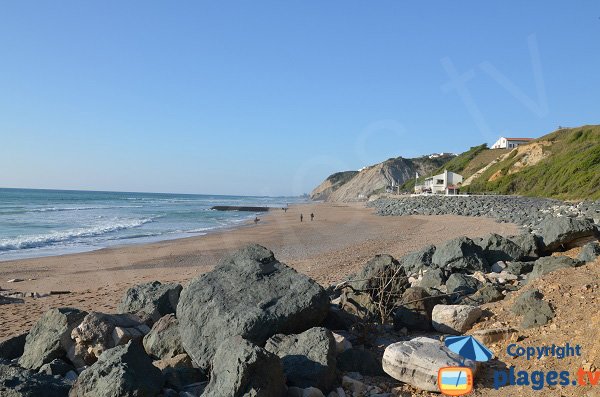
[163,367,205,392]
[265,327,336,391]
[445,273,482,296]
[69,341,163,397]
[393,287,435,331]
[400,245,436,275]
[143,314,185,360]
[578,241,600,262]
[528,256,583,281]
[465,284,504,305]
[339,291,376,320]
[38,359,74,377]
[432,237,488,272]
[509,234,541,260]
[19,308,87,370]
[331,332,351,355]
[203,336,286,397]
[336,348,384,376]
[117,281,182,324]
[152,353,205,391]
[511,290,554,328]
[0,361,71,397]
[177,244,330,370]
[537,217,598,252]
[342,255,409,320]
[432,305,482,334]
[321,305,360,331]
[382,337,477,392]
[504,261,535,276]
[417,268,446,290]
[0,333,27,360]
[476,233,526,263]
[69,312,150,367]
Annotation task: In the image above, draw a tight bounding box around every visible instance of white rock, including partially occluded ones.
[491,261,507,273]
[382,337,477,392]
[431,304,482,335]
[332,332,352,354]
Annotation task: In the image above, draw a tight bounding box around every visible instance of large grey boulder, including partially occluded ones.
[445,273,482,296]
[400,245,436,275]
[0,361,71,397]
[38,358,74,377]
[537,217,598,252]
[476,233,526,263]
[505,261,535,276]
[509,234,541,260]
[465,284,504,305]
[69,341,163,397]
[528,256,583,281]
[19,308,87,370]
[418,268,446,290]
[117,281,182,324]
[393,287,436,331]
[511,290,554,328]
[203,336,286,397]
[265,327,336,391]
[431,304,482,335]
[341,254,409,321]
[143,314,185,360]
[177,245,330,369]
[0,333,27,360]
[432,237,488,272]
[382,337,477,392]
[578,241,600,262]
[69,312,150,367]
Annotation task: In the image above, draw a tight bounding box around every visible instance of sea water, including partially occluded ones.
[0,188,305,261]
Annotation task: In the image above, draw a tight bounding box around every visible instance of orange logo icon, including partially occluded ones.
[438,367,474,396]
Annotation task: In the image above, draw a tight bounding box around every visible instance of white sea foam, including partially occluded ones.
[28,205,143,213]
[0,217,155,251]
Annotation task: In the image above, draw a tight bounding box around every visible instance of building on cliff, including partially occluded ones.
[414,170,463,195]
[491,136,533,149]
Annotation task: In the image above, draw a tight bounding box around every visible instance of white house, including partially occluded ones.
[414,170,463,195]
[491,137,533,149]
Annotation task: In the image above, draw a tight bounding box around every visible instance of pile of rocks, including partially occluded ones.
[368,195,600,229]
[1,213,599,397]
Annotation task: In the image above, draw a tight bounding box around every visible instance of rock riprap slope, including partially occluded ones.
[369,195,600,230]
[1,223,599,397]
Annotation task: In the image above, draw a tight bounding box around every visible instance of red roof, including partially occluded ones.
[505,137,533,141]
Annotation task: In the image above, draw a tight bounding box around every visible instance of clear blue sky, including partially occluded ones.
[1,1,598,196]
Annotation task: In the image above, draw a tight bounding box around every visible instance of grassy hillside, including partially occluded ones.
[400,144,488,192]
[465,126,600,200]
[461,148,510,177]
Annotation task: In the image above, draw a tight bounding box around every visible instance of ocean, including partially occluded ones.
[0,188,305,261]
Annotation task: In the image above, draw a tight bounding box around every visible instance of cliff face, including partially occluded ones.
[310,171,358,201]
[314,156,451,202]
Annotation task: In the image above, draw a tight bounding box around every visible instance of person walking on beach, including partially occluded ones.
[310,213,314,221]
[300,214,303,222]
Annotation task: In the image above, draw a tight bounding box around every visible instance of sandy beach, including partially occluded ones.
[0,203,519,339]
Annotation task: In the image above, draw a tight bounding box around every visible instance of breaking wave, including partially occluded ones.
[0,218,155,251]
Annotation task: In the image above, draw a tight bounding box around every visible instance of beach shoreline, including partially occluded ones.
[0,202,519,338]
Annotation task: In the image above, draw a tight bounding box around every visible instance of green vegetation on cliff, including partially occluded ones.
[465,126,600,200]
